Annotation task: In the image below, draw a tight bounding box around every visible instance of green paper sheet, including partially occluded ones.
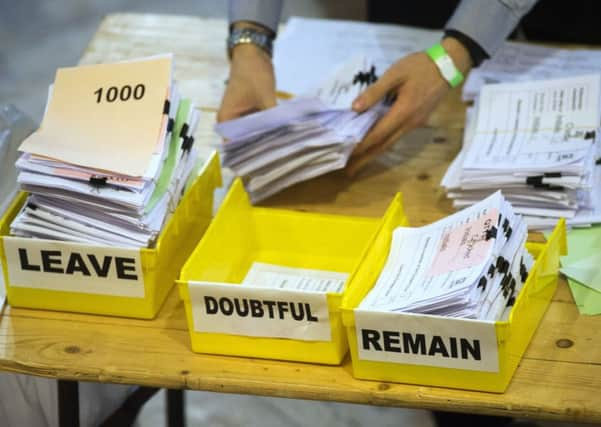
[145,99,192,214]
[568,278,601,315]
[552,225,601,315]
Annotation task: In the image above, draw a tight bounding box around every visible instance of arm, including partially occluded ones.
[347,0,539,175]
[217,0,283,123]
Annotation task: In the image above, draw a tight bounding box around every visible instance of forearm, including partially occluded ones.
[228,0,283,35]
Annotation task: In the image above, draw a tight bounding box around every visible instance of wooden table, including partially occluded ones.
[1,13,601,424]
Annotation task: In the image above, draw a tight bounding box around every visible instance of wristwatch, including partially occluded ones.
[227,27,274,59]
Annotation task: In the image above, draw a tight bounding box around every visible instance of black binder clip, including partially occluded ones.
[167,118,174,133]
[180,123,189,139]
[89,176,108,190]
[595,158,601,165]
[485,226,498,241]
[526,175,543,186]
[496,257,509,274]
[506,295,516,307]
[487,264,495,278]
[544,172,562,178]
[26,202,38,210]
[584,130,596,140]
[163,100,170,115]
[520,262,529,283]
[477,276,487,291]
[182,136,195,152]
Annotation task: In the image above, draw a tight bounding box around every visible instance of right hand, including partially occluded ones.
[217,43,277,123]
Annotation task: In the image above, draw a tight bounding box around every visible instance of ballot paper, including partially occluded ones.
[463,42,601,101]
[360,192,531,321]
[242,262,348,294]
[10,56,202,248]
[216,55,387,202]
[274,17,440,96]
[442,74,601,229]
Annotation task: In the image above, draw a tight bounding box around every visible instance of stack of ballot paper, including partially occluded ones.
[9,55,201,248]
[215,56,387,202]
[463,42,601,101]
[442,74,601,230]
[360,191,533,321]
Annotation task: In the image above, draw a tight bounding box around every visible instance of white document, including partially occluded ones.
[274,17,440,96]
[242,262,349,294]
[463,74,601,171]
[464,41,601,100]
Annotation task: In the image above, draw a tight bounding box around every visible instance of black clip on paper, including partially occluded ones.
[26,202,38,211]
[167,118,174,133]
[89,176,108,189]
[180,123,189,139]
[487,264,495,278]
[163,100,170,115]
[477,276,487,291]
[584,130,596,140]
[182,136,195,152]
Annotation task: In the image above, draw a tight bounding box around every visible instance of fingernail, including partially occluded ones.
[352,99,364,111]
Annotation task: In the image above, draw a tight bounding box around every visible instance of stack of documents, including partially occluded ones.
[216,56,387,202]
[442,74,601,229]
[463,42,601,101]
[10,55,201,248]
[360,191,532,321]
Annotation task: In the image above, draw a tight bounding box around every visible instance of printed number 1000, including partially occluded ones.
[94,84,145,103]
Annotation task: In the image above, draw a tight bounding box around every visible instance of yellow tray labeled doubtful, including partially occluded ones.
[340,207,566,393]
[178,178,407,365]
[0,151,222,319]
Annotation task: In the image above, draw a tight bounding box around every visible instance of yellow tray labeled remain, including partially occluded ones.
[178,179,407,365]
[0,151,222,319]
[340,207,567,393]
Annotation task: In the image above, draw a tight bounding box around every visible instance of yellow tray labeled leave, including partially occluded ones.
[0,151,222,319]
[340,207,566,392]
[178,179,407,365]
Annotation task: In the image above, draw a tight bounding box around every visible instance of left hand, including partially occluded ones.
[346,37,472,176]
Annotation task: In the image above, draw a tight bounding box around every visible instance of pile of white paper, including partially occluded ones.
[216,56,387,202]
[360,191,533,321]
[463,42,601,101]
[10,56,201,248]
[442,74,601,230]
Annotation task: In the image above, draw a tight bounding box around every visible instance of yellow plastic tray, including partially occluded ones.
[340,207,566,392]
[178,179,407,365]
[0,151,222,319]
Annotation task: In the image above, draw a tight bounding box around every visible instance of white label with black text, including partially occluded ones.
[355,310,499,372]
[3,237,145,297]
[188,281,332,341]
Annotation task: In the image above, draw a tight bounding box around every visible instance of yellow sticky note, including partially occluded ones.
[19,56,172,177]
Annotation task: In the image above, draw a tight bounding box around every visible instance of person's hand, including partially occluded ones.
[346,37,472,175]
[217,41,277,124]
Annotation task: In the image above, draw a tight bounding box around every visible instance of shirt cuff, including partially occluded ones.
[445,0,536,57]
[228,0,283,35]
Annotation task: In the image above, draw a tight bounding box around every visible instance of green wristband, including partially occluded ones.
[426,43,464,88]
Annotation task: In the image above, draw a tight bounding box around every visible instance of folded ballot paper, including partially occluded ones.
[10,55,201,248]
[360,191,533,321]
[442,74,601,230]
[215,55,387,202]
